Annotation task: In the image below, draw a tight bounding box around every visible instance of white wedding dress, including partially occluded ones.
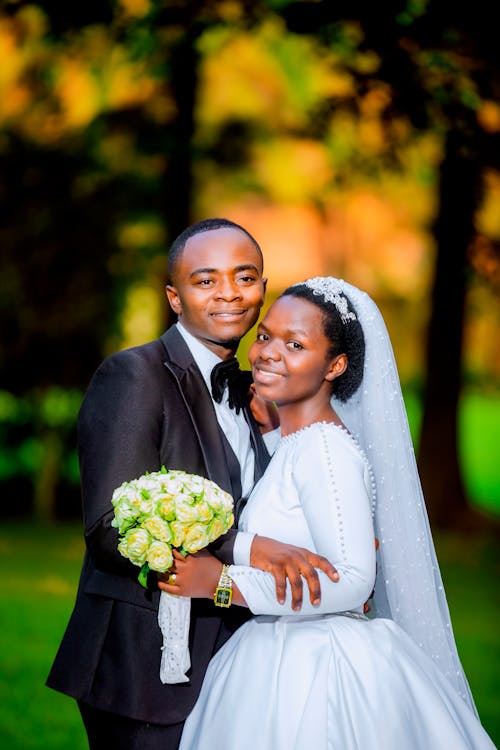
[179,422,495,750]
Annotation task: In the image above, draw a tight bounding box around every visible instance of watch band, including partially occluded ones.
[213,564,233,608]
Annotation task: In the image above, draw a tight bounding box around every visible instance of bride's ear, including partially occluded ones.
[325,354,348,382]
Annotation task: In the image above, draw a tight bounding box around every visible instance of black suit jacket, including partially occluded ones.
[46,327,268,724]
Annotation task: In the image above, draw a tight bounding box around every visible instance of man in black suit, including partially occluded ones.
[46,218,338,749]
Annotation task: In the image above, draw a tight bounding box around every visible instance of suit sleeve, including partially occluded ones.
[228,426,376,615]
[79,348,165,579]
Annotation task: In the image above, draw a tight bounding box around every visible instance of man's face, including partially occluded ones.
[166,228,266,356]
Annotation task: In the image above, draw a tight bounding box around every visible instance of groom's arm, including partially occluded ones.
[80,349,164,580]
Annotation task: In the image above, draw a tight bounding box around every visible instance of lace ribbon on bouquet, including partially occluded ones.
[158,591,191,684]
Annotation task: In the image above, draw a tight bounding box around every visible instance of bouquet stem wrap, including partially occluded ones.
[158,591,191,684]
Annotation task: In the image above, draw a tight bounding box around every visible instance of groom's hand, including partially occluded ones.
[158,549,221,598]
[250,536,339,611]
[248,384,280,434]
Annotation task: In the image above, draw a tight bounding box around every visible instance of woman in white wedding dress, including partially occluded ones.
[164,277,496,750]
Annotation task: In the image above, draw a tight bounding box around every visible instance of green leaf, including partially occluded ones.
[138,562,150,589]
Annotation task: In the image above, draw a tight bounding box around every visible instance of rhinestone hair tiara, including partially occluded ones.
[292,277,357,323]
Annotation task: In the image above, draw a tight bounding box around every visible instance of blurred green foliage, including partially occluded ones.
[0,385,498,520]
[0,388,81,481]
[0,389,82,520]
[403,389,500,517]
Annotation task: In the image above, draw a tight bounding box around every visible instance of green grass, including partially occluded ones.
[434,530,500,743]
[0,522,498,748]
[0,523,87,750]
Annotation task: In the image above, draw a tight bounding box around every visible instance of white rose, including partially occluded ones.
[194,501,213,523]
[204,482,233,514]
[162,475,186,495]
[112,484,138,506]
[112,501,138,533]
[111,483,128,505]
[203,486,222,513]
[182,523,211,554]
[175,499,199,523]
[219,490,234,513]
[143,516,172,543]
[156,496,176,521]
[170,521,188,548]
[135,476,161,493]
[130,494,155,516]
[146,541,173,572]
[207,517,225,543]
[185,475,204,494]
[118,528,150,565]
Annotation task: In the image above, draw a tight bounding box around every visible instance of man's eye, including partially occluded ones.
[238,275,256,284]
[198,279,214,286]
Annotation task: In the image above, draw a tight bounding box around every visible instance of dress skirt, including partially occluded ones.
[179,613,495,750]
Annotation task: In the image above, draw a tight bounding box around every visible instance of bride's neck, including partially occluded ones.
[278,401,341,437]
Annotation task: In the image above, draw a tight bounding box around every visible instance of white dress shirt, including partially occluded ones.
[176,322,258,564]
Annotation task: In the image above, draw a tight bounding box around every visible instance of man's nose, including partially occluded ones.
[216,278,241,300]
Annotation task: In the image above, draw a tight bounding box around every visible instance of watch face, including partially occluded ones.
[215,587,232,607]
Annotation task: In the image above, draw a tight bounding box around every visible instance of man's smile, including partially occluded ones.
[209,310,247,318]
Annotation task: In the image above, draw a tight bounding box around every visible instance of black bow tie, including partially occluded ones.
[210,357,253,414]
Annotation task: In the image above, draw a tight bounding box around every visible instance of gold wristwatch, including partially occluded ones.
[213,564,233,608]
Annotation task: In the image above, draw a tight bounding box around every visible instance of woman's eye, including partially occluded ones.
[256,333,269,342]
[287,341,303,350]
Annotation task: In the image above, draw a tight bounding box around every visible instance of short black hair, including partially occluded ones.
[167,218,263,282]
[280,283,365,402]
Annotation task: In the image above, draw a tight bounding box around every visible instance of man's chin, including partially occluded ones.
[207,323,250,350]
[210,335,241,350]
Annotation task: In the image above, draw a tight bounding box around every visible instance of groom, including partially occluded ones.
[46,218,339,749]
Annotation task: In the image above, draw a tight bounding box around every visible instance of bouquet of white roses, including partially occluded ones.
[111,466,234,684]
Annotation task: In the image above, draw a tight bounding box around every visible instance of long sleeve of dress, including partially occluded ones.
[228,424,377,616]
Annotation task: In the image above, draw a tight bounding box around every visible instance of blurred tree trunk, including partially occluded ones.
[418,127,481,527]
[163,30,198,251]
[160,22,201,330]
[33,431,62,523]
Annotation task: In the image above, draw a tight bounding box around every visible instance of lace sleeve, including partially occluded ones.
[228,424,376,616]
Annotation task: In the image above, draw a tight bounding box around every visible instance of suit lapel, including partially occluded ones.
[160,328,234,496]
[243,405,270,482]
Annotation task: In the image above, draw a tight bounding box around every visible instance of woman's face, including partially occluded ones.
[249,295,346,407]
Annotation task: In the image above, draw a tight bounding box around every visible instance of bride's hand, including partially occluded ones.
[250,536,339,611]
[158,549,222,598]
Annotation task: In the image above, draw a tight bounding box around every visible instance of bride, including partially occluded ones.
[161,277,496,749]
